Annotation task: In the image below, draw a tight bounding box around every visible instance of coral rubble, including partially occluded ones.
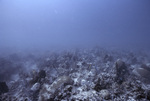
[0,47,150,101]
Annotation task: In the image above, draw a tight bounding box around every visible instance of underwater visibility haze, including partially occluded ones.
[0,0,150,101]
[0,0,150,51]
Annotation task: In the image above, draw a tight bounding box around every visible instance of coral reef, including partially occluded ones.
[0,47,150,101]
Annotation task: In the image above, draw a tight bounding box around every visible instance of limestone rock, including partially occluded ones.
[38,76,73,101]
[115,59,129,84]
[99,89,110,99]
[31,83,40,91]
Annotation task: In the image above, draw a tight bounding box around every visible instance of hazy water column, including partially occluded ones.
[0,0,150,51]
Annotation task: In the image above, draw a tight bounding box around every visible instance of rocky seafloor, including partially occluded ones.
[0,47,150,101]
